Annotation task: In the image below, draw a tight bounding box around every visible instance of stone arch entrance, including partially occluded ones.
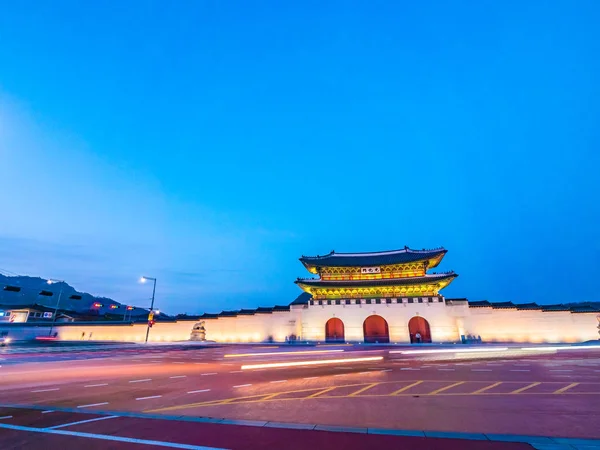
[325,318,345,342]
[363,315,390,343]
[408,316,432,343]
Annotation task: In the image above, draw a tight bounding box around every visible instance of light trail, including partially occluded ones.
[241,356,383,370]
[225,349,344,358]
[390,347,509,355]
[520,345,600,351]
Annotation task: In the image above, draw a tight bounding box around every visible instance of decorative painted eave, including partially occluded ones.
[295,272,457,292]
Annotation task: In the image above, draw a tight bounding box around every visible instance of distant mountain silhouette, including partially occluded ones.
[0,274,148,317]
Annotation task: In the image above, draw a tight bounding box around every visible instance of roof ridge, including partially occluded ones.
[301,247,445,259]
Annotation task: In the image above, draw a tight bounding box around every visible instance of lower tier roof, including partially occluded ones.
[295,272,457,289]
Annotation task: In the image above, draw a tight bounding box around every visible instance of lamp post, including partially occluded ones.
[140,276,157,343]
[47,279,64,337]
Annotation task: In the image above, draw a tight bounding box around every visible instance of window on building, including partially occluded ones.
[375,299,381,304]
[408,298,414,304]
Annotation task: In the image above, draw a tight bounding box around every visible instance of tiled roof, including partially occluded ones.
[273,305,291,312]
[467,300,491,307]
[290,292,312,306]
[198,313,219,319]
[541,304,571,312]
[296,273,456,288]
[491,301,516,309]
[569,305,600,313]
[467,300,599,314]
[300,247,447,268]
[516,303,542,310]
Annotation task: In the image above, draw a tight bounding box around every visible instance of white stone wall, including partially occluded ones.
[2,302,597,344]
[461,307,599,343]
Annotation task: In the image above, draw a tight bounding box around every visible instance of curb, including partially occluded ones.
[1,403,599,448]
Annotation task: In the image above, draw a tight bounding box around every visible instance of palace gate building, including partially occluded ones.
[47,247,599,344]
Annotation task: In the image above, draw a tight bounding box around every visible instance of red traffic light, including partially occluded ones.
[92,302,102,308]
[148,319,156,328]
[126,306,134,311]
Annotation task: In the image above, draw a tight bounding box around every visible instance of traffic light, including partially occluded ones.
[148,320,155,328]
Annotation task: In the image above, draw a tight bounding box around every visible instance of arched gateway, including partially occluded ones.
[408,316,432,343]
[325,318,345,342]
[363,315,390,343]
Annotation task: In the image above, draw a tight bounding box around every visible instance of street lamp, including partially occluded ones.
[47,279,64,337]
[140,276,157,343]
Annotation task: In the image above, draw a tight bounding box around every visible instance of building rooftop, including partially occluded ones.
[299,247,447,271]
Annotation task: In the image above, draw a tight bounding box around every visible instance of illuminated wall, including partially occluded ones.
[1,301,597,344]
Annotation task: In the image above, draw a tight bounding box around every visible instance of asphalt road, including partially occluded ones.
[1,343,600,449]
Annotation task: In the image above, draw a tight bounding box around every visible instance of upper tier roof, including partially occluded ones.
[299,247,447,272]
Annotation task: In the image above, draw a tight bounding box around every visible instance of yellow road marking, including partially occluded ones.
[553,382,579,394]
[146,379,600,413]
[472,382,503,394]
[390,381,423,396]
[349,383,380,397]
[307,387,337,398]
[262,393,281,400]
[429,381,465,395]
[511,382,541,394]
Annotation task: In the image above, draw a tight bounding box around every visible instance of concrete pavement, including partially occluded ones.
[1,343,600,448]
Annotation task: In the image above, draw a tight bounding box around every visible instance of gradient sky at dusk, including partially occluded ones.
[1,1,599,314]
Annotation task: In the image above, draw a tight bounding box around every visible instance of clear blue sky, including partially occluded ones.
[1,1,598,313]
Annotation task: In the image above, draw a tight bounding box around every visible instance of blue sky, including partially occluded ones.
[1,1,599,313]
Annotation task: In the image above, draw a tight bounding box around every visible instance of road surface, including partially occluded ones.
[1,342,599,449]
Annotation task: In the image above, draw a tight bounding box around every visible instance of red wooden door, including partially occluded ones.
[325,318,345,342]
[363,315,390,343]
[408,316,432,343]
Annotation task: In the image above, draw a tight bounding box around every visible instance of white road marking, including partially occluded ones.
[514,364,530,366]
[201,373,217,376]
[187,389,211,394]
[510,369,530,372]
[0,416,12,420]
[229,370,243,373]
[31,388,59,393]
[77,402,109,409]
[41,411,54,414]
[550,369,573,372]
[400,368,420,371]
[379,369,392,372]
[136,395,162,401]
[471,369,492,372]
[0,423,226,450]
[304,376,319,380]
[85,383,108,388]
[48,416,118,429]
[233,384,252,388]
[169,375,187,379]
[129,379,151,383]
[438,368,455,371]
[270,380,287,383]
